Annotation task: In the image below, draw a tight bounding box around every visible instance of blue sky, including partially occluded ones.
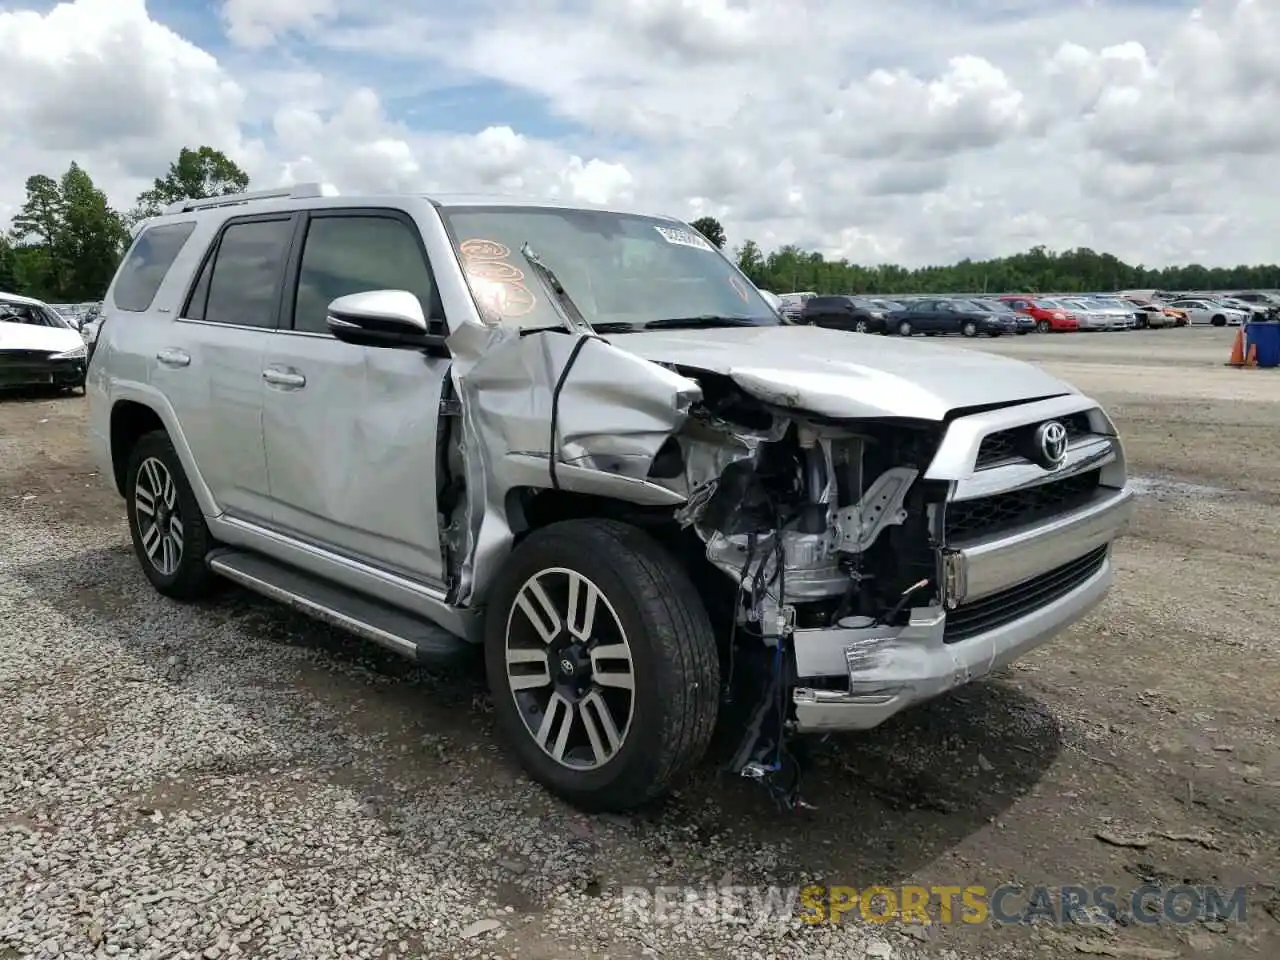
[1,0,1275,267]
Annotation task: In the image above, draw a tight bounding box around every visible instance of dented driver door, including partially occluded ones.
[259,209,451,588]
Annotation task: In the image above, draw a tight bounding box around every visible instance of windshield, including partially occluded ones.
[439,205,781,331]
[0,300,70,328]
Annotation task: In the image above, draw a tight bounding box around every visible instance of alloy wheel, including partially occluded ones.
[504,568,635,770]
[134,456,184,576]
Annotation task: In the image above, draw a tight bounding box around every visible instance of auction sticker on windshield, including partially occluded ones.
[654,225,714,251]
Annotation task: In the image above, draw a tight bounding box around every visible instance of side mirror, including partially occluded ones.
[325,290,446,351]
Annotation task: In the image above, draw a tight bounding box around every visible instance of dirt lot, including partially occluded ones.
[2,327,1278,959]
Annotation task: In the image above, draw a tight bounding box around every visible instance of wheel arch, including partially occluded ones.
[108,388,219,517]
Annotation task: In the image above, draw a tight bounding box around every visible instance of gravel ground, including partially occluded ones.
[2,327,1278,960]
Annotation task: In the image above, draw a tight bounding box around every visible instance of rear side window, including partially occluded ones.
[187,218,293,328]
[111,222,197,312]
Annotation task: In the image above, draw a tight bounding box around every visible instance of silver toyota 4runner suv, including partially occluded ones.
[88,184,1133,811]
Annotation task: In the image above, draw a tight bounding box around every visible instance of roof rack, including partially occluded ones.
[162,182,338,215]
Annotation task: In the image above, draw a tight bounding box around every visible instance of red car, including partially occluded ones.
[998,296,1079,332]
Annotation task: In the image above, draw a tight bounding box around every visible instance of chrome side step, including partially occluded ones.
[206,548,475,665]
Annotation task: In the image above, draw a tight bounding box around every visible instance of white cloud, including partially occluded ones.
[0,0,1277,269]
[221,0,338,48]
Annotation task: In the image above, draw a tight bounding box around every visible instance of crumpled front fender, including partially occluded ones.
[447,323,701,605]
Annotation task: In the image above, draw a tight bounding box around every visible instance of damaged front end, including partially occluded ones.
[445,316,951,801]
[643,372,950,799]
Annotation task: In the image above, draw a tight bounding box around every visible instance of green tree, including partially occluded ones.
[689,216,726,249]
[58,162,129,300]
[7,164,129,301]
[735,239,765,283]
[730,239,1280,297]
[0,238,17,293]
[130,145,250,221]
[10,174,67,297]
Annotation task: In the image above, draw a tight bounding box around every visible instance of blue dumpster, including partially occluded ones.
[1245,322,1280,368]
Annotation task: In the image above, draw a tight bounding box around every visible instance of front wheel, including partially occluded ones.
[1211,315,1226,327]
[484,519,720,812]
[1037,319,1051,333]
[125,430,218,600]
[961,321,978,337]
[854,319,868,333]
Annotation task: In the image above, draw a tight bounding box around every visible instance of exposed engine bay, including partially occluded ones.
[649,371,947,636]
[637,371,952,806]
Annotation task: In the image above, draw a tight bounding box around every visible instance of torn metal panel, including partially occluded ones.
[446,325,701,606]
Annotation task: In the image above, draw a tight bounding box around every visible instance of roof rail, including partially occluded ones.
[162,182,337,215]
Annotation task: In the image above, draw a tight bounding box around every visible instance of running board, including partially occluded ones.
[206,548,474,665]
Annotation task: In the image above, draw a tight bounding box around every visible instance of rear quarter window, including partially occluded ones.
[111,222,198,313]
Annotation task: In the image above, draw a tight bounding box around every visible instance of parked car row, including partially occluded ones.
[774,288,1280,337]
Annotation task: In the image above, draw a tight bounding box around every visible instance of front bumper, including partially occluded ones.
[790,484,1134,732]
[0,352,86,389]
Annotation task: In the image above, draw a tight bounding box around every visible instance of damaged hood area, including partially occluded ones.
[609,324,1077,420]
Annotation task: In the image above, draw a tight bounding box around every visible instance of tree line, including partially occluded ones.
[688,216,1280,296]
[1,147,249,303]
[2,166,1274,305]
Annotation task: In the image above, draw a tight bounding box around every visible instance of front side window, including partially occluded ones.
[112,221,198,313]
[192,218,293,328]
[291,215,437,335]
[439,206,779,332]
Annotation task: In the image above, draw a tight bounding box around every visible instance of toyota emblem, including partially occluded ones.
[559,657,576,675]
[1034,420,1069,468]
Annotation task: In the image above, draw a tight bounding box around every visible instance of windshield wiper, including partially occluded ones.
[638,315,760,330]
[518,242,594,337]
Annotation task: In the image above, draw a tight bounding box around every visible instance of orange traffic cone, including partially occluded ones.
[1246,342,1258,368]
[1227,329,1246,366]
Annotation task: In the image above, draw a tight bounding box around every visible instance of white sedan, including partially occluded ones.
[1169,298,1250,327]
[0,292,89,392]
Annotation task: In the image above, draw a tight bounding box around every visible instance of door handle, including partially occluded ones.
[263,367,306,388]
[156,348,190,368]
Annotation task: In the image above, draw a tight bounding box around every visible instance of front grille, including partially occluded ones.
[0,349,55,361]
[943,544,1108,643]
[975,412,1093,468]
[945,468,1102,541]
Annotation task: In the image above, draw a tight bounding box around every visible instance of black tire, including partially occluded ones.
[484,518,719,812]
[1036,319,1051,333]
[124,430,218,600]
[854,319,868,333]
[897,320,913,336]
[961,321,978,338]
[1211,315,1226,327]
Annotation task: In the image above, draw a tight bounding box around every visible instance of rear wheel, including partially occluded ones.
[125,431,218,600]
[484,519,720,812]
[897,320,913,336]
